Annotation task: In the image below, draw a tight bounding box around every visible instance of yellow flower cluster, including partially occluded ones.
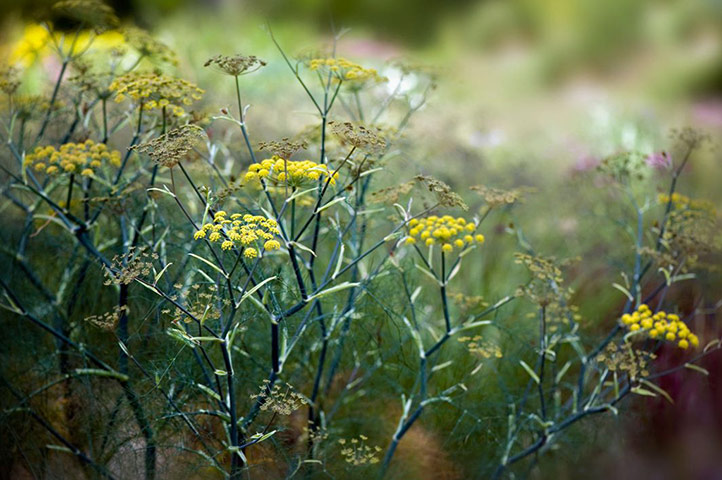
[243,156,338,187]
[621,304,699,350]
[658,193,716,217]
[405,215,485,253]
[309,57,386,84]
[24,140,121,176]
[458,335,503,359]
[193,211,281,259]
[109,72,203,116]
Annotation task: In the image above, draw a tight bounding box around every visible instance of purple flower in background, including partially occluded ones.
[645,151,672,170]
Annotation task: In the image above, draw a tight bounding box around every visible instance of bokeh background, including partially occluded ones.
[1,0,721,478]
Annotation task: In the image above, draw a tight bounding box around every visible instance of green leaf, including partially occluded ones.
[188,253,227,278]
[237,276,277,307]
[317,196,346,213]
[307,282,359,301]
[196,383,221,402]
[74,368,129,382]
[684,363,709,376]
[289,241,316,257]
[519,360,539,384]
[154,262,173,284]
[611,283,634,301]
[638,379,674,404]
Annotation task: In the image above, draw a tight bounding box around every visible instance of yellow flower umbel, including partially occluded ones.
[243,156,338,188]
[658,193,716,217]
[109,72,203,116]
[620,304,699,350]
[193,211,281,259]
[309,57,386,87]
[404,215,485,252]
[24,140,121,176]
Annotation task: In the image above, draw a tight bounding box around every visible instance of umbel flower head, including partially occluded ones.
[109,72,203,116]
[658,192,716,217]
[309,57,386,87]
[258,138,308,160]
[405,215,484,253]
[338,435,382,466]
[193,211,281,259]
[24,139,121,176]
[243,156,338,188]
[329,121,387,154]
[132,124,206,168]
[204,54,266,76]
[0,65,21,95]
[620,304,699,350]
[597,343,656,380]
[52,0,119,32]
[250,380,307,416]
[122,26,177,65]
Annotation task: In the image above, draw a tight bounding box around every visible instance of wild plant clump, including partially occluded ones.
[0,2,720,479]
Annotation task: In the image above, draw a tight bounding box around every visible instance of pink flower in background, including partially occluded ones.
[573,154,600,172]
[645,151,672,170]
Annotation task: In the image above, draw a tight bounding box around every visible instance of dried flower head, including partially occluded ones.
[369,181,415,205]
[68,60,113,95]
[132,124,206,167]
[470,185,530,208]
[103,247,158,286]
[109,72,203,116]
[168,284,228,325]
[669,127,710,155]
[258,138,308,160]
[620,304,699,350]
[414,175,468,210]
[24,140,121,176]
[596,343,656,380]
[405,215,484,253]
[52,0,119,31]
[514,253,576,307]
[123,27,177,65]
[656,193,720,272]
[338,435,382,466]
[0,65,21,95]
[204,54,266,76]
[329,121,387,153]
[250,380,307,416]
[85,305,127,331]
[193,211,281,258]
[243,156,338,188]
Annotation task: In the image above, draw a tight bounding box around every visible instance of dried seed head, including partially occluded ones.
[132,124,206,168]
[258,138,308,160]
[204,54,266,76]
[250,382,307,416]
[369,181,415,205]
[103,247,158,286]
[329,121,387,153]
[414,175,468,210]
[52,0,119,31]
[470,185,531,208]
[0,65,21,95]
[123,27,178,66]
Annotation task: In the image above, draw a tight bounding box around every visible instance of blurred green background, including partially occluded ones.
[2,0,721,478]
